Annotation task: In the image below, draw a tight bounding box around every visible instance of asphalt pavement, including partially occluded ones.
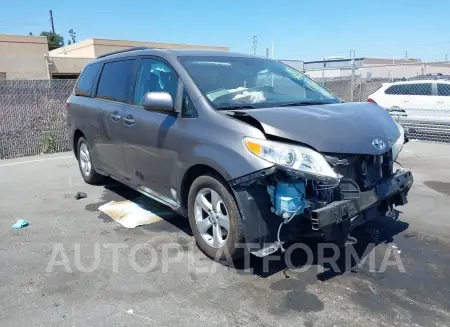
[0,141,449,327]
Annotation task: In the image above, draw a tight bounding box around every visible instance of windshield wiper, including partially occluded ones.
[278,101,333,107]
[216,104,256,110]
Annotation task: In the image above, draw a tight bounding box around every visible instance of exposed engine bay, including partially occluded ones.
[231,150,413,257]
[227,108,414,257]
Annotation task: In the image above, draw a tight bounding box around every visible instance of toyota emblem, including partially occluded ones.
[372,138,386,151]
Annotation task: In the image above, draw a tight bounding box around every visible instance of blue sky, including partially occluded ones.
[1,0,450,61]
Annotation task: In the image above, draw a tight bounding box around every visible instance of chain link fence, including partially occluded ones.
[1,61,450,160]
[0,79,75,159]
[304,60,450,143]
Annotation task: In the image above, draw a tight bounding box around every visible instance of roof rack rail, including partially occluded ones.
[408,73,450,81]
[96,46,151,59]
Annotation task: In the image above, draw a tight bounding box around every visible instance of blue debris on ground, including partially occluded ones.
[12,219,29,229]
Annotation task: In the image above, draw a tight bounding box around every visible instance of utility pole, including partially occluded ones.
[252,36,257,55]
[405,51,408,59]
[49,10,55,34]
[265,48,269,58]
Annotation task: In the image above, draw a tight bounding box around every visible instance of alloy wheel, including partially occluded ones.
[194,188,230,248]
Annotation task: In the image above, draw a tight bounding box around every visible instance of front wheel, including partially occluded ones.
[187,174,245,261]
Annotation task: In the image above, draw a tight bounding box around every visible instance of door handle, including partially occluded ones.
[402,100,410,103]
[111,112,121,122]
[437,100,444,104]
[123,115,135,126]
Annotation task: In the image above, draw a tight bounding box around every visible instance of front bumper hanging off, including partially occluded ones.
[232,168,414,257]
[311,169,414,230]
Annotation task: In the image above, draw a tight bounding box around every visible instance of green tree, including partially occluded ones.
[40,31,64,50]
[68,29,76,43]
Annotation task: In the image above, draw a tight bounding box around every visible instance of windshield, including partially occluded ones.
[179,56,341,109]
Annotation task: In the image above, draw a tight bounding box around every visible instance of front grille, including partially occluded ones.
[325,151,393,191]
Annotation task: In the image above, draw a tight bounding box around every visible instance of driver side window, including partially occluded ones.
[133,58,179,106]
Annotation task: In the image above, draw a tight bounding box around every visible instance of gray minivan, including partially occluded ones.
[67,47,413,261]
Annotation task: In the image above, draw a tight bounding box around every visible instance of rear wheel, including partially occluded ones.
[77,137,103,184]
[187,174,245,261]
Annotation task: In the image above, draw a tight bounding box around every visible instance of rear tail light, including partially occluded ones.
[65,102,70,109]
[368,98,377,104]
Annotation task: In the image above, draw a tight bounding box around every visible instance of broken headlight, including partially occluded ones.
[392,122,405,161]
[244,137,339,182]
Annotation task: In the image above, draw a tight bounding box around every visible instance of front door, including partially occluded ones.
[92,59,136,178]
[122,57,180,203]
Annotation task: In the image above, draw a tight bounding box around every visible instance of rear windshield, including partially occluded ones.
[179,56,340,109]
[74,63,101,97]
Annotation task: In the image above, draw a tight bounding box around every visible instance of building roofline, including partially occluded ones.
[304,58,365,64]
[0,33,48,44]
[89,37,228,50]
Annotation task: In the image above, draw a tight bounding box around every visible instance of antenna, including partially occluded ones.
[252,36,257,55]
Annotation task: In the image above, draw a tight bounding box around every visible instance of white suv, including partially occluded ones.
[368,79,450,123]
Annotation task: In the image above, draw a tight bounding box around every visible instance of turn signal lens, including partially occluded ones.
[244,140,262,155]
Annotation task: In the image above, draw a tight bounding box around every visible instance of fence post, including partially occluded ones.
[350,58,355,102]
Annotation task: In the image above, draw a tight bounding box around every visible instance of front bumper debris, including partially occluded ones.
[232,168,413,257]
[310,169,413,230]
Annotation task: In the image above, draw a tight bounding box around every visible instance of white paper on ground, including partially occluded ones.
[98,200,166,228]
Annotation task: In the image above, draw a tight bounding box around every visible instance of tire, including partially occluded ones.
[77,137,103,184]
[187,174,245,261]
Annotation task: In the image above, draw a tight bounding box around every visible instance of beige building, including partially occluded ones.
[0,34,51,80]
[0,34,229,80]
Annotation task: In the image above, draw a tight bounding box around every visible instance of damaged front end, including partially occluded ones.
[230,138,413,257]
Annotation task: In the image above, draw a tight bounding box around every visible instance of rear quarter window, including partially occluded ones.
[74,63,101,97]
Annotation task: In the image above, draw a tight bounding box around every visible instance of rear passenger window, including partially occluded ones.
[96,60,135,103]
[75,63,101,97]
[410,83,432,95]
[385,83,432,96]
[437,84,450,96]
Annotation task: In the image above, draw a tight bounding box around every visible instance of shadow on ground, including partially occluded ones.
[230,216,409,281]
[84,180,193,236]
[85,180,410,282]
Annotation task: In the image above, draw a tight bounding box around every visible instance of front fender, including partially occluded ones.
[190,143,272,181]
[173,143,272,209]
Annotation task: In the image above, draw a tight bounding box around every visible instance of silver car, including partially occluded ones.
[67,48,413,261]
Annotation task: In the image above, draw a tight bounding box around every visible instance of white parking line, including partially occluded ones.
[0,155,73,168]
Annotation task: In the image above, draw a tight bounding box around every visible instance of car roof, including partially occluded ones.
[386,79,450,85]
[93,47,265,63]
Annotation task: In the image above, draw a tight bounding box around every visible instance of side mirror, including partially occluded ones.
[142,92,174,112]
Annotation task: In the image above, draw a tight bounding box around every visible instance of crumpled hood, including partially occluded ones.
[232,102,400,155]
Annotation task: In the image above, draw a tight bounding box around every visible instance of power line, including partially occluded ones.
[0,20,47,25]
